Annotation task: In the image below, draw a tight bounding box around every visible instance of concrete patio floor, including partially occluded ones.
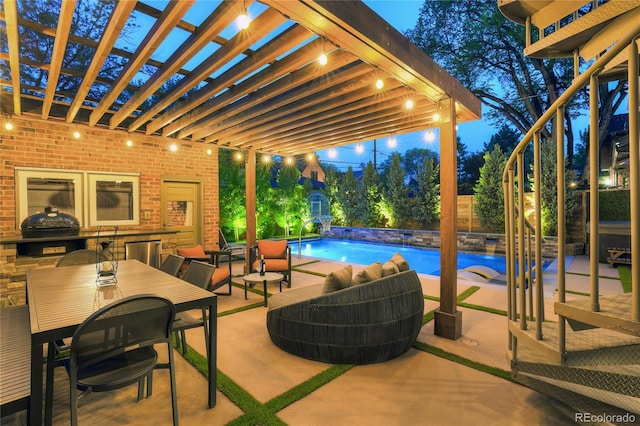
[4,254,625,425]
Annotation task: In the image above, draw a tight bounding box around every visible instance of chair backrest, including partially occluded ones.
[56,249,101,267]
[218,229,230,250]
[159,254,185,277]
[181,260,215,289]
[71,295,175,371]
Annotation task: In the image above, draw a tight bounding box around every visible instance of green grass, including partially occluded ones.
[618,265,632,293]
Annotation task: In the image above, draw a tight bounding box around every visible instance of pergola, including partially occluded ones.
[1,0,481,338]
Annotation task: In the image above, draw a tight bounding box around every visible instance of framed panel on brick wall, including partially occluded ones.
[88,173,140,226]
[15,168,141,230]
[15,167,85,228]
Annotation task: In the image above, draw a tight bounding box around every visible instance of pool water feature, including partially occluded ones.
[293,238,511,276]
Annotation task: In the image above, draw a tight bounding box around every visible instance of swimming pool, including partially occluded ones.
[292,238,509,276]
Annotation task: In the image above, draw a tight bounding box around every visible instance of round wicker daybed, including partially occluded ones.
[266,270,424,364]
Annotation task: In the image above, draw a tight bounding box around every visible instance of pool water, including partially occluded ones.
[292,238,509,276]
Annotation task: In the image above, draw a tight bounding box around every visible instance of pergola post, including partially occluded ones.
[245,149,257,275]
[434,97,462,340]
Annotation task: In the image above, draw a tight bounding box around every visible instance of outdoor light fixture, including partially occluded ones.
[387,137,397,148]
[206,148,213,155]
[285,156,294,165]
[237,1,250,29]
[306,153,315,162]
[376,79,384,89]
[433,113,440,122]
[262,154,272,163]
[169,142,178,152]
[355,143,364,154]
[126,139,133,147]
[319,37,328,65]
[328,148,337,159]
[405,99,414,109]
[424,130,435,143]
[2,114,13,131]
[235,151,244,161]
[72,124,81,139]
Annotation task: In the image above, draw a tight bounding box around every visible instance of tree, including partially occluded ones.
[4,1,139,103]
[218,149,246,241]
[401,148,439,184]
[536,141,579,236]
[339,167,367,226]
[458,138,484,195]
[362,161,385,227]
[414,156,440,228]
[405,0,627,169]
[474,144,507,232]
[274,163,308,236]
[323,165,345,225]
[385,153,410,228]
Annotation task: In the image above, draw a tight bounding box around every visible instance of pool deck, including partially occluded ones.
[6,255,627,425]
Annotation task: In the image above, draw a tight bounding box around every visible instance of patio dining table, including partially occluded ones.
[26,259,217,425]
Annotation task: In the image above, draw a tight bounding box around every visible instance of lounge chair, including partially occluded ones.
[219,229,246,260]
[249,240,292,288]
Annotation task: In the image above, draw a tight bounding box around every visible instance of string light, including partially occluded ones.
[262,154,272,163]
[387,137,397,148]
[285,156,294,165]
[404,99,414,109]
[355,143,364,154]
[375,79,384,89]
[235,151,244,161]
[328,148,337,159]
[318,37,328,65]
[433,113,440,122]
[237,1,250,29]
[424,130,435,143]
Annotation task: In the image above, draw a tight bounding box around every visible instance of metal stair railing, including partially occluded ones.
[503,24,640,358]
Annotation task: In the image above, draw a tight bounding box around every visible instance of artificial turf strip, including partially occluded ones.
[179,341,354,426]
[265,364,354,412]
[413,341,512,381]
[456,286,480,302]
[458,302,508,316]
[618,265,632,293]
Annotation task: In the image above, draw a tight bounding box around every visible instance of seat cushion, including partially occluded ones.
[258,240,287,259]
[177,245,206,258]
[253,258,289,272]
[212,267,230,285]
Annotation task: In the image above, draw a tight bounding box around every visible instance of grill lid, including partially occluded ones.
[21,206,80,237]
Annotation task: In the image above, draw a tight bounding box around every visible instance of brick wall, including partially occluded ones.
[1,116,220,304]
[1,115,219,244]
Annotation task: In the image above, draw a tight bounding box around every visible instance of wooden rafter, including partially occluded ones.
[3,0,21,114]
[109,0,239,129]
[42,0,75,119]
[129,7,287,132]
[1,0,482,156]
[89,0,195,126]
[66,0,137,123]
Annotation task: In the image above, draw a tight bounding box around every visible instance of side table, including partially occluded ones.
[242,272,284,306]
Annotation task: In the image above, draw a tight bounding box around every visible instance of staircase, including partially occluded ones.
[498,0,640,415]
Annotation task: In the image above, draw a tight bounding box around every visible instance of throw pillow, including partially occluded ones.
[258,240,287,259]
[382,260,400,277]
[352,262,383,285]
[390,252,410,272]
[322,265,353,294]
